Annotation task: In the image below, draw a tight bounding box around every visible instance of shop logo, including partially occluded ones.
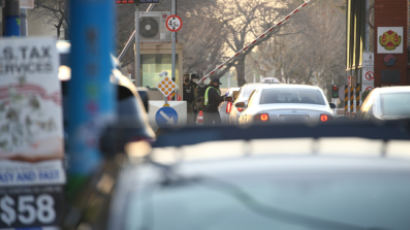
[379,30,402,51]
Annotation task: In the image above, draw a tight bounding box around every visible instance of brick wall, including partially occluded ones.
[374,0,409,85]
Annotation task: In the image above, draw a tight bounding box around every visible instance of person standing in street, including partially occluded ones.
[203,77,224,125]
[183,73,196,123]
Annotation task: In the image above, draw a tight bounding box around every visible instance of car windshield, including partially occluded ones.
[259,88,325,105]
[381,92,410,117]
[126,171,410,230]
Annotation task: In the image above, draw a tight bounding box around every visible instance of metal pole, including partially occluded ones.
[68,0,116,176]
[171,0,176,83]
[135,4,141,86]
[364,0,369,52]
[20,9,27,36]
[3,0,20,36]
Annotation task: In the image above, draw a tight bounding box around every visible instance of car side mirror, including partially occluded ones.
[137,88,149,113]
[235,101,247,108]
[233,91,240,100]
[329,102,336,109]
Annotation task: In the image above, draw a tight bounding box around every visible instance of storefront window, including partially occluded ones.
[141,54,179,88]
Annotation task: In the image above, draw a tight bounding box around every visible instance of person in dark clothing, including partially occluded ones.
[183,74,197,123]
[203,77,224,125]
[183,74,195,102]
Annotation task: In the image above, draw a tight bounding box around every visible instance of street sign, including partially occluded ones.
[364,71,374,81]
[149,101,187,129]
[165,14,183,32]
[362,68,375,92]
[20,0,34,9]
[362,51,374,67]
[157,75,177,97]
[0,37,65,230]
[155,106,178,126]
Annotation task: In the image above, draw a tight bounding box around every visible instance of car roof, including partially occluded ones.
[373,86,410,94]
[148,137,410,165]
[241,83,269,88]
[254,84,324,91]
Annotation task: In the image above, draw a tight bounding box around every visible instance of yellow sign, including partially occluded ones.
[157,76,177,97]
[379,30,401,51]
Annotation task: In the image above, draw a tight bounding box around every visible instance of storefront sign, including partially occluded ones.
[0,37,64,230]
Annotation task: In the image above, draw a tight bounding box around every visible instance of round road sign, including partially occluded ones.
[365,71,375,81]
[165,15,183,32]
[155,106,178,126]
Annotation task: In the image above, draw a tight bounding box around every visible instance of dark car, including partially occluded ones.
[58,40,155,143]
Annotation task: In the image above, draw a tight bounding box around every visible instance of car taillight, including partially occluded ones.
[226,102,232,113]
[320,114,329,122]
[255,113,269,122]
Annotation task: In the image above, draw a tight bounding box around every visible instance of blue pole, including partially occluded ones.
[3,0,20,36]
[67,0,116,178]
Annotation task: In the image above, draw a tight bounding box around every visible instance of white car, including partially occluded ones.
[360,86,410,120]
[229,83,269,124]
[238,84,335,124]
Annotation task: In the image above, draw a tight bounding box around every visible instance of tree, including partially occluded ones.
[209,0,298,86]
[248,0,346,90]
[32,0,69,39]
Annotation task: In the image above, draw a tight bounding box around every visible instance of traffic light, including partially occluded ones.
[331,85,339,98]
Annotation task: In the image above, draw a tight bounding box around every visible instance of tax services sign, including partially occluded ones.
[0,37,65,229]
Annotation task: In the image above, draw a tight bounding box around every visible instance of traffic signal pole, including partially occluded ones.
[3,0,20,36]
[171,0,176,82]
[67,0,116,178]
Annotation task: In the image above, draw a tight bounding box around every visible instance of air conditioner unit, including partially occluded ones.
[139,11,171,42]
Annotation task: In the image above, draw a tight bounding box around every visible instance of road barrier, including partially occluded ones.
[200,0,313,83]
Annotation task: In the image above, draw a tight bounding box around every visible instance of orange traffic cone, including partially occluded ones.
[196,110,204,124]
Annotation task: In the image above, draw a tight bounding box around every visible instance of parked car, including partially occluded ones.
[229,83,268,124]
[360,86,410,120]
[237,84,334,124]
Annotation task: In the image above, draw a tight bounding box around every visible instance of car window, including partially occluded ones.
[381,92,410,117]
[260,88,325,105]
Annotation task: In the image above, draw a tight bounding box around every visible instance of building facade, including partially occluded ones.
[347,0,410,90]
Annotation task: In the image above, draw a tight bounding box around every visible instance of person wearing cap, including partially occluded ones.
[203,77,224,124]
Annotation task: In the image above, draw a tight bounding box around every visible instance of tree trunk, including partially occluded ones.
[235,57,246,86]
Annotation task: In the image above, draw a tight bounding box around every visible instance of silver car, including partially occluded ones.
[238,84,334,124]
[229,83,269,124]
[360,86,410,120]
